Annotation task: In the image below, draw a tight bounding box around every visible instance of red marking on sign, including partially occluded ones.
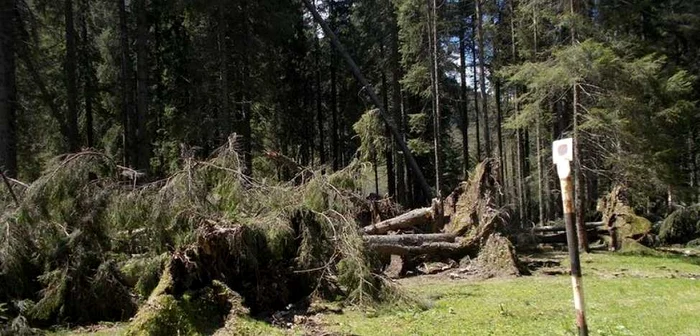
[557,144,569,156]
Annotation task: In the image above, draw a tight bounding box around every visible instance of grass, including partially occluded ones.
[49,252,700,335]
[323,252,700,336]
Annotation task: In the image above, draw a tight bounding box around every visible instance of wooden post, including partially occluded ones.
[553,138,588,336]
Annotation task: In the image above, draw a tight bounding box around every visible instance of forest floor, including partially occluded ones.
[50,249,700,336]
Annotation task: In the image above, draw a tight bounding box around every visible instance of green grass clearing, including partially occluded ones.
[323,252,700,336]
[50,252,700,335]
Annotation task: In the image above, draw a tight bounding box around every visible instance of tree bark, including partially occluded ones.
[118,0,132,166]
[135,0,149,170]
[364,233,456,245]
[495,79,504,196]
[570,0,589,252]
[362,207,434,235]
[470,19,481,162]
[241,0,253,176]
[0,0,17,177]
[218,6,230,143]
[533,7,545,225]
[64,0,80,152]
[314,35,325,165]
[475,0,490,157]
[79,0,94,148]
[388,4,405,204]
[367,240,470,257]
[380,42,395,198]
[430,0,441,195]
[459,25,469,178]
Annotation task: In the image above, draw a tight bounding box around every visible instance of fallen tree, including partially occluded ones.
[362,207,434,235]
[598,185,656,250]
[0,136,406,333]
[362,159,524,276]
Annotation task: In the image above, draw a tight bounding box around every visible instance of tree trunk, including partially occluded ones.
[570,0,589,252]
[380,42,395,198]
[363,233,456,245]
[64,0,80,152]
[495,79,504,197]
[118,0,132,166]
[389,5,405,204]
[475,0,490,157]
[218,7,230,143]
[241,0,253,176]
[533,6,545,225]
[314,36,325,166]
[362,206,435,235]
[470,19,481,162]
[135,0,149,170]
[79,0,94,148]
[329,1,340,172]
[430,0,442,195]
[0,0,17,177]
[459,25,469,178]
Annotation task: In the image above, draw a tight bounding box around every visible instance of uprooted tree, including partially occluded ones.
[0,138,528,334]
[362,159,526,277]
[0,137,407,333]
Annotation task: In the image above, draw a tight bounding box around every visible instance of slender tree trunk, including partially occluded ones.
[64,0,80,152]
[475,0,490,157]
[79,0,94,148]
[329,1,340,171]
[118,0,132,166]
[388,5,405,203]
[381,46,395,197]
[330,50,339,172]
[570,0,589,252]
[219,7,230,142]
[135,0,149,170]
[430,0,441,195]
[241,0,253,176]
[315,36,325,165]
[495,79,504,190]
[0,0,17,177]
[459,26,469,177]
[533,4,545,225]
[470,19,481,162]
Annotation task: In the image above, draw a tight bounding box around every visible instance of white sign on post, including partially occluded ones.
[552,138,573,179]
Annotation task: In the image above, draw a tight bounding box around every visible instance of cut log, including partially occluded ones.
[532,222,604,233]
[362,207,434,234]
[363,233,456,246]
[536,229,600,244]
[368,240,469,257]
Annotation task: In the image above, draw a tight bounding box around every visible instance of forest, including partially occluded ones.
[1,0,700,335]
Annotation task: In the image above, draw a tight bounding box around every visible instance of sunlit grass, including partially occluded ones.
[323,252,700,336]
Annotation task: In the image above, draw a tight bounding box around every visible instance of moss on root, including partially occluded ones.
[125,280,247,336]
[619,238,661,256]
[473,234,529,278]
